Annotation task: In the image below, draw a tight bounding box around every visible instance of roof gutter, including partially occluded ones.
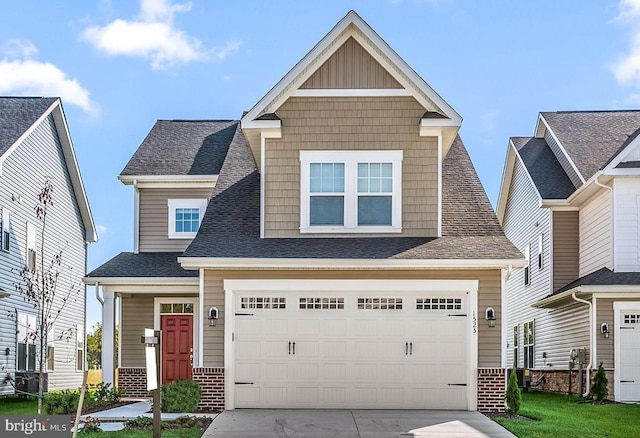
[178,257,527,270]
[94,282,103,305]
[572,292,593,397]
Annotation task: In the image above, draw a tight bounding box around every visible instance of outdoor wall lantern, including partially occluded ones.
[208,306,219,327]
[485,307,496,327]
[601,322,610,339]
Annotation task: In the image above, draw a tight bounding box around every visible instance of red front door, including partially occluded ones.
[161,314,193,384]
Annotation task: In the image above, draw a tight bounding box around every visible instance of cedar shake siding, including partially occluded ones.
[300,37,402,89]
[138,187,213,252]
[553,211,579,290]
[201,269,503,368]
[264,96,438,238]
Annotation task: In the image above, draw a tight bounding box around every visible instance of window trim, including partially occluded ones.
[76,323,84,372]
[538,234,543,270]
[46,324,55,372]
[513,325,519,368]
[26,222,37,272]
[299,150,403,233]
[167,199,207,239]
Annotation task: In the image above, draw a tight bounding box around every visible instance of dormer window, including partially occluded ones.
[300,150,402,233]
[167,199,207,239]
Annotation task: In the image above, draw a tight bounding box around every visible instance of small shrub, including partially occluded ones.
[505,368,522,414]
[125,415,153,429]
[79,416,101,434]
[91,382,124,406]
[160,379,201,413]
[43,389,79,414]
[590,362,609,402]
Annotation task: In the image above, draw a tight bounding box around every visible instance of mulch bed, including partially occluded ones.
[483,412,537,422]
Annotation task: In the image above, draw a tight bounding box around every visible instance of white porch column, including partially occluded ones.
[102,290,116,386]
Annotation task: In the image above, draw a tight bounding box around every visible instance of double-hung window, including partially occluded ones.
[167,199,207,239]
[300,151,402,233]
[523,320,535,369]
[26,222,36,272]
[17,313,36,371]
[1,208,10,252]
[76,324,84,371]
[513,325,519,368]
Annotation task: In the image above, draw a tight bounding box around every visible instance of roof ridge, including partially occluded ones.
[157,119,239,123]
[545,109,640,114]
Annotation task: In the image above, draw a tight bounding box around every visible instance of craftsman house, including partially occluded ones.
[498,110,640,402]
[0,97,96,394]
[86,11,523,412]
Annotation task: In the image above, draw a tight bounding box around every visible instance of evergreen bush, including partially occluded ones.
[160,379,201,413]
[590,362,609,402]
[505,368,522,414]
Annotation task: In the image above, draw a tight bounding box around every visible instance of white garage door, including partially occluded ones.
[619,309,640,402]
[233,291,470,409]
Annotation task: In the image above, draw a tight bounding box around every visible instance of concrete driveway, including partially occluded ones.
[202,410,516,437]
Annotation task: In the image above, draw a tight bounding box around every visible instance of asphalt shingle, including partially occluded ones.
[0,97,57,156]
[120,120,238,176]
[542,110,640,180]
[552,267,640,296]
[86,252,197,278]
[511,137,576,199]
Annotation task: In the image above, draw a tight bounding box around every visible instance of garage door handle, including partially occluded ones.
[288,341,291,355]
[405,342,408,355]
[293,342,296,355]
[621,380,635,383]
[448,383,467,386]
[410,342,413,355]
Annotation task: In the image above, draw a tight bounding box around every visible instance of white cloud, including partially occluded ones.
[96,224,108,235]
[0,41,96,114]
[82,0,237,70]
[612,0,640,88]
[2,39,38,59]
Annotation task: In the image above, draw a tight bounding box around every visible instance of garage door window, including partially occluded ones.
[416,297,462,310]
[241,297,286,309]
[357,297,402,310]
[299,297,344,309]
[624,314,640,324]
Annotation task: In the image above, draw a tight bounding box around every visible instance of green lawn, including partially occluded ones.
[0,396,37,414]
[495,391,640,438]
[80,428,204,437]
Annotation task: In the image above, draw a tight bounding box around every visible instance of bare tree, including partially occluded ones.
[11,180,82,414]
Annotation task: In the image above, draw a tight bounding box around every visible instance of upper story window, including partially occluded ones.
[167,199,207,239]
[1,208,10,252]
[524,244,531,286]
[300,150,402,233]
[26,222,36,272]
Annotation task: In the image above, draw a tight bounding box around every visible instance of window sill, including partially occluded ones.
[300,226,402,234]
[167,233,197,240]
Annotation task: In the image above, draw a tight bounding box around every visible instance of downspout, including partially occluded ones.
[95,282,103,305]
[572,292,592,397]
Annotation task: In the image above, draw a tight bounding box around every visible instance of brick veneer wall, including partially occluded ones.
[477,368,505,412]
[193,367,225,412]
[117,368,150,398]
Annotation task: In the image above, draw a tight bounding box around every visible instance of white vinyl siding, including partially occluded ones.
[580,188,612,275]
[0,114,86,394]
[502,156,553,369]
[614,178,640,272]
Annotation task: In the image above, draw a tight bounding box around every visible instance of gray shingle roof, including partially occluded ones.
[552,267,640,295]
[0,97,57,157]
[86,252,197,278]
[511,137,576,199]
[542,110,640,180]
[181,133,521,260]
[120,120,239,176]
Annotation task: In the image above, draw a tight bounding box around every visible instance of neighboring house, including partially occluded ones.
[86,11,523,412]
[498,110,640,403]
[0,97,96,394]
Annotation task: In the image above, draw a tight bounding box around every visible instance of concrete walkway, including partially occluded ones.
[202,409,516,438]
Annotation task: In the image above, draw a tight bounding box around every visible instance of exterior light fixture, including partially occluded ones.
[208,307,219,327]
[600,322,610,339]
[485,307,496,328]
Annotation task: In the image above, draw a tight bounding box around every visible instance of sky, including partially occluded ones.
[3,0,640,327]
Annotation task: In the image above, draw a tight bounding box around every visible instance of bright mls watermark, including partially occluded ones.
[1,416,68,437]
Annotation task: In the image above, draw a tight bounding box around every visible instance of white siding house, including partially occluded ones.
[498,110,640,402]
[0,98,96,394]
